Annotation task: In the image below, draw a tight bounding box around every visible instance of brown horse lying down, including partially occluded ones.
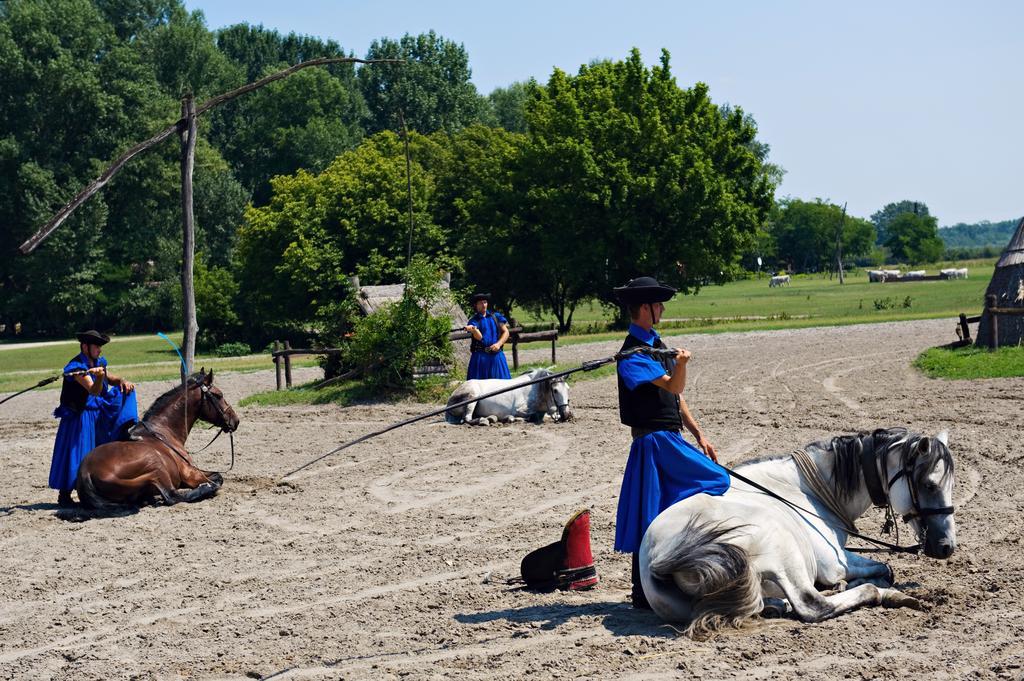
[74,369,240,511]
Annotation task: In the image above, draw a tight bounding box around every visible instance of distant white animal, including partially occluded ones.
[904,270,926,280]
[940,268,969,280]
[769,275,791,288]
[868,270,886,282]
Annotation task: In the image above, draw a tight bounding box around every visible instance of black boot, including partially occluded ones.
[57,489,74,508]
[631,552,651,610]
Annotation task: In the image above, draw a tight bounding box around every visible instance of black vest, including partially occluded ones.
[59,375,90,414]
[617,332,682,430]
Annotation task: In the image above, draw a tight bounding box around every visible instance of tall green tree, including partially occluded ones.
[510,49,778,330]
[0,0,248,335]
[871,200,930,245]
[212,24,367,204]
[233,131,455,340]
[358,31,485,134]
[771,199,875,273]
[487,81,532,133]
[884,212,944,263]
[432,124,529,315]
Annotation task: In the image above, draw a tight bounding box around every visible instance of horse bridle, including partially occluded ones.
[860,435,955,542]
[539,377,570,422]
[137,382,237,474]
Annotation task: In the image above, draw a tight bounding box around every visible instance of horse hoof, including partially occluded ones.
[207,473,224,487]
[883,590,927,611]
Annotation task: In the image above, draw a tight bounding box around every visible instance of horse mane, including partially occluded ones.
[740,426,953,500]
[141,372,205,421]
[814,427,954,499]
[872,426,955,486]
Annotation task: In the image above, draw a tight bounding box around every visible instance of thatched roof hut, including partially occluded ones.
[349,273,470,367]
[975,216,1024,348]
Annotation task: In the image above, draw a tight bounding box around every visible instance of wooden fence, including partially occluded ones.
[269,327,560,389]
[956,294,1024,349]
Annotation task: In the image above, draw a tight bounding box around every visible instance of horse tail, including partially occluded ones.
[75,470,132,513]
[647,519,761,638]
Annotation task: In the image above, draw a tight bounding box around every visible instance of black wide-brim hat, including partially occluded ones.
[613,276,677,304]
[76,330,110,346]
[469,292,491,304]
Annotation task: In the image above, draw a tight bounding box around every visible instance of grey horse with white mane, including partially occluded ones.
[639,427,956,636]
[444,368,572,425]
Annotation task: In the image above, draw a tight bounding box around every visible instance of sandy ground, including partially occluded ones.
[1,318,1022,680]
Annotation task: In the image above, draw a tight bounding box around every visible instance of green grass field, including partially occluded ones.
[0,334,319,394]
[914,344,1024,379]
[518,261,995,328]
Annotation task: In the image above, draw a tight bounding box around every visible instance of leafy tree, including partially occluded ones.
[359,31,485,134]
[0,0,248,336]
[938,218,1018,248]
[209,66,366,204]
[234,131,455,340]
[216,23,356,82]
[487,81,532,133]
[94,0,177,41]
[510,49,778,330]
[432,125,528,315]
[194,260,241,349]
[139,5,242,100]
[884,212,944,263]
[770,199,875,273]
[212,24,367,204]
[871,200,930,245]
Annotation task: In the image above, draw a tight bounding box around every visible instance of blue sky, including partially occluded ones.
[184,0,1023,227]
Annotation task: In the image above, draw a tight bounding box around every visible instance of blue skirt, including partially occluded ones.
[467,350,511,380]
[49,388,139,491]
[614,430,730,553]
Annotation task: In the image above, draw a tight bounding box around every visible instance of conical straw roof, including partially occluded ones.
[996,216,1024,268]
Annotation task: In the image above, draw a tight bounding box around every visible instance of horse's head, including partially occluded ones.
[193,368,241,433]
[550,376,572,421]
[879,428,956,559]
[531,368,572,422]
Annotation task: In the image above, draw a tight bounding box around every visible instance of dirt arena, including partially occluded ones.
[1,318,1022,680]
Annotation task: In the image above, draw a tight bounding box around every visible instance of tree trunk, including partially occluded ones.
[179,95,198,380]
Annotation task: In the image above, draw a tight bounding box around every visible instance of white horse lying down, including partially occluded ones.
[445,368,572,425]
[640,427,956,636]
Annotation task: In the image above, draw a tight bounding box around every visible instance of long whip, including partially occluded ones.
[0,369,97,407]
[280,346,678,479]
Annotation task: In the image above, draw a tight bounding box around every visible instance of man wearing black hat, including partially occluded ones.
[611,277,730,609]
[464,292,512,380]
[49,330,139,507]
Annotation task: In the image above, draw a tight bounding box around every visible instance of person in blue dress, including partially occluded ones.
[50,330,139,507]
[612,277,730,609]
[464,292,512,380]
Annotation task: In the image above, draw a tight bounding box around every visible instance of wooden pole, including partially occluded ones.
[179,95,198,380]
[512,338,519,370]
[284,340,293,388]
[835,202,847,285]
[273,341,282,390]
[399,109,415,271]
[987,294,998,350]
[959,313,971,343]
[551,338,557,364]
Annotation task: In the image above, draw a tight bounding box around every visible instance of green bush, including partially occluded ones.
[212,342,252,357]
[341,255,454,392]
